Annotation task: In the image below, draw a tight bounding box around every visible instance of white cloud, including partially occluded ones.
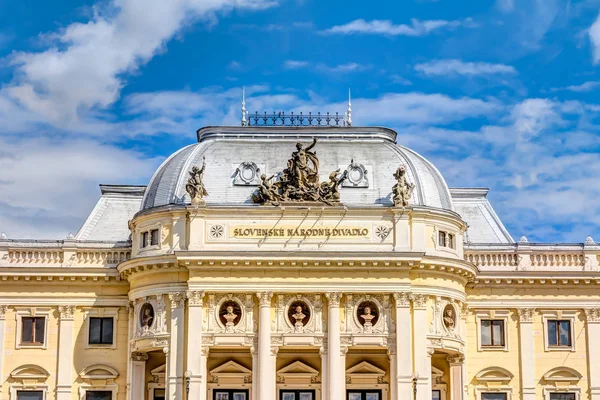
[496,0,515,12]
[414,59,517,76]
[317,62,369,73]
[283,60,310,69]
[322,18,475,36]
[589,12,600,64]
[551,81,600,92]
[3,0,276,129]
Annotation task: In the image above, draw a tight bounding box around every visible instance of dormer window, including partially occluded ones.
[438,231,455,249]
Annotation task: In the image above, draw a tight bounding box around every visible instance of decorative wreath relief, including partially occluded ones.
[209,225,224,239]
[233,161,261,186]
[375,226,390,240]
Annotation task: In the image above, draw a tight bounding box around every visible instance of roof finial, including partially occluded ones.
[345,88,352,126]
[241,86,248,126]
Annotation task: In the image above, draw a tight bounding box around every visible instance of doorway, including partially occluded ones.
[346,390,382,400]
[213,389,249,400]
[280,389,316,400]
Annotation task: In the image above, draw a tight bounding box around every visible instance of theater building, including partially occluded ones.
[1,114,600,400]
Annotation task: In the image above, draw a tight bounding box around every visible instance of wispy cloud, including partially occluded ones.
[283,60,310,69]
[415,59,517,76]
[590,12,600,64]
[390,75,413,85]
[551,81,600,92]
[322,18,475,37]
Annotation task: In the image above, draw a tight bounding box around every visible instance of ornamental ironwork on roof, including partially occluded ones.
[245,111,349,127]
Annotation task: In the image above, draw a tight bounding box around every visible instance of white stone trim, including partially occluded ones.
[475,387,513,400]
[540,310,577,352]
[543,388,581,400]
[14,308,51,349]
[78,365,119,400]
[9,385,49,400]
[137,222,163,252]
[78,384,118,400]
[474,310,510,352]
[83,307,120,349]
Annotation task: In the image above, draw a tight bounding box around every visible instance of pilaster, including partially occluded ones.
[518,308,536,400]
[131,352,149,400]
[187,291,204,400]
[447,355,464,400]
[56,305,75,400]
[586,308,600,400]
[412,294,430,400]
[168,292,186,400]
[0,305,7,393]
[393,291,413,400]
[320,346,328,400]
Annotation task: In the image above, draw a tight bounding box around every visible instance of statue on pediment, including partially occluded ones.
[186,156,208,205]
[392,165,415,207]
[252,139,348,205]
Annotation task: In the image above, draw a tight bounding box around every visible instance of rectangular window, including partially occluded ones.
[481,319,505,347]
[432,390,441,400]
[17,392,44,400]
[150,229,159,246]
[438,231,446,247]
[86,391,112,400]
[89,317,114,345]
[21,317,45,344]
[448,233,455,249]
[141,231,149,248]
[481,394,507,400]
[548,320,572,347]
[550,394,576,400]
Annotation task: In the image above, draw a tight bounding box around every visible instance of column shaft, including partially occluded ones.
[412,295,430,400]
[320,347,328,400]
[56,306,75,400]
[168,293,186,400]
[518,309,536,400]
[326,292,343,400]
[187,291,204,400]
[394,293,413,400]
[257,292,274,400]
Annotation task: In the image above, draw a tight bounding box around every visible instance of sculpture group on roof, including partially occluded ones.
[185,156,208,205]
[392,165,415,207]
[253,138,348,206]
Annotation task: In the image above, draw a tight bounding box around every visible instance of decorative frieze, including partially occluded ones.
[518,308,535,323]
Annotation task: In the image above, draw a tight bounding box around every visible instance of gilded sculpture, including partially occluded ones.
[186,156,208,205]
[392,165,415,207]
[253,138,348,205]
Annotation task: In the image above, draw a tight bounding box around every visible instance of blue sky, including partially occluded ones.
[1,0,600,242]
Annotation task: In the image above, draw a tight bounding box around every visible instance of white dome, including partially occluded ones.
[141,126,453,211]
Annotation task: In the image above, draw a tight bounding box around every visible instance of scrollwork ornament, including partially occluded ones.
[58,305,75,320]
[325,292,342,307]
[271,346,279,356]
[187,291,204,306]
[169,292,186,309]
[517,308,535,323]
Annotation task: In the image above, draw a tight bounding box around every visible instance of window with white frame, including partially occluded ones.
[541,310,577,351]
[17,391,44,400]
[84,308,119,349]
[481,394,507,400]
[15,308,50,349]
[549,394,576,400]
[140,228,160,249]
[85,391,112,400]
[438,230,455,249]
[475,310,509,351]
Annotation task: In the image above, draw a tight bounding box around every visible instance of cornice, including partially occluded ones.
[0,267,124,283]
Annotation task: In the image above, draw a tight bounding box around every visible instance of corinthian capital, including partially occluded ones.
[517,308,535,323]
[168,292,186,309]
[412,294,428,309]
[325,292,342,307]
[393,292,411,308]
[0,305,8,320]
[585,308,600,323]
[58,305,75,320]
[256,292,273,306]
[187,291,204,306]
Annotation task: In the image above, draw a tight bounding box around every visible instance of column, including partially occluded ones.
[393,292,413,400]
[131,352,149,399]
[320,346,328,400]
[586,309,600,400]
[200,347,209,400]
[412,295,430,400]
[0,306,7,394]
[56,305,75,400]
[186,291,204,400]
[251,345,258,400]
[325,292,343,400]
[459,303,469,400]
[126,303,134,400]
[447,355,464,400]
[518,308,536,400]
[271,346,279,395]
[256,292,274,400]
[168,293,186,400]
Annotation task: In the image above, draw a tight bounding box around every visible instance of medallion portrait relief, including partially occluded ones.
[357,300,379,329]
[140,303,155,330]
[443,304,456,331]
[219,300,242,331]
[287,300,311,331]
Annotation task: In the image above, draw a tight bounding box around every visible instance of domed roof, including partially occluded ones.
[141,126,453,211]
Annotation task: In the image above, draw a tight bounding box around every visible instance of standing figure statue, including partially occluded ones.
[256,174,280,205]
[392,165,415,207]
[290,138,319,188]
[186,157,208,205]
[320,169,348,204]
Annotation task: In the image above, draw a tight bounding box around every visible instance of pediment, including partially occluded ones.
[80,364,119,380]
[543,367,582,382]
[277,361,319,376]
[346,361,385,376]
[210,360,251,376]
[432,366,444,378]
[475,367,514,382]
[151,364,166,376]
[10,365,50,381]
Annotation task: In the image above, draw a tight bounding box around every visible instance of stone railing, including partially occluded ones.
[0,240,131,268]
[465,243,599,271]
